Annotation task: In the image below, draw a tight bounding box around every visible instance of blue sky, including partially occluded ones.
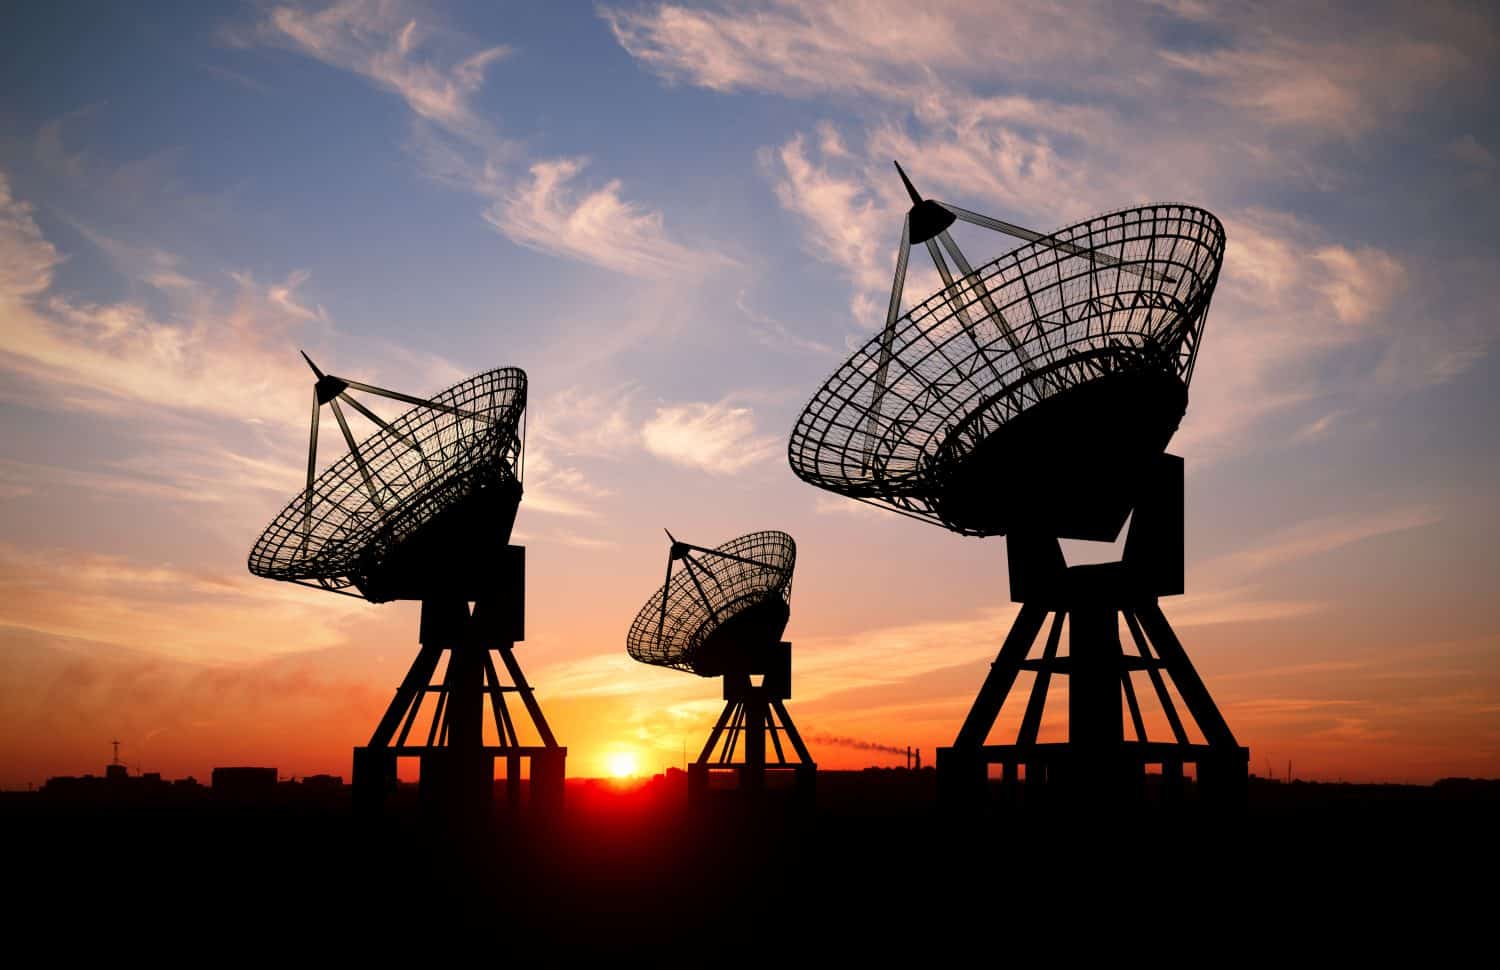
[1,1,1497,783]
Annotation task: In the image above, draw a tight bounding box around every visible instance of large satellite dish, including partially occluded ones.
[627,531,814,799]
[789,163,1224,541]
[247,355,564,817]
[788,163,1247,806]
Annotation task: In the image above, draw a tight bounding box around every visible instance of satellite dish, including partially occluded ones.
[787,163,1247,805]
[627,531,814,799]
[249,356,526,603]
[627,530,796,676]
[247,355,564,817]
[789,162,1224,541]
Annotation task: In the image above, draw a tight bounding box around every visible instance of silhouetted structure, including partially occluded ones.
[41,747,183,801]
[788,162,1248,806]
[212,766,278,799]
[627,531,815,802]
[248,358,564,818]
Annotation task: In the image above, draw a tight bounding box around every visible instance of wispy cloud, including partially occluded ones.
[765,129,897,324]
[1166,504,1446,627]
[0,174,320,426]
[519,445,612,519]
[735,289,837,357]
[0,173,63,299]
[640,398,780,474]
[0,543,368,664]
[265,269,327,322]
[487,157,726,279]
[1449,134,1497,171]
[1157,26,1468,138]
[267,0,510,142]
[606,1,1487,138]
[1211,506,1442,576]
[532,383,640,457]
[264,0,725,279]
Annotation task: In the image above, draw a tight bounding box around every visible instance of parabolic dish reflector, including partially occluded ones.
[788,202,1225,540]
[248,367,526,600]
[626,531,796,677]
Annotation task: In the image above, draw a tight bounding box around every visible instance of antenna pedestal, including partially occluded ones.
[688,642,815,804]
[936,455,1247,809]
[352,546,566,820]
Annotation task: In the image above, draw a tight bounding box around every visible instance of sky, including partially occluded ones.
[1,0,1497,786]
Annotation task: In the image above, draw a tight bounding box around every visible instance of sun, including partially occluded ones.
[607,751,639,779]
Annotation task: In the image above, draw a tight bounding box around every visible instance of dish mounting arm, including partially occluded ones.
[298,351,460,516]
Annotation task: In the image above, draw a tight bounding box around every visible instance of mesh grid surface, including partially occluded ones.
[788,204,1224,528]
[248,367,526,595]
[626,531,796,675]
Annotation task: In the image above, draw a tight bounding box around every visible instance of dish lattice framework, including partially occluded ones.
[626,531,796,675]
[788,202,1225,530]
[248,367,526,595]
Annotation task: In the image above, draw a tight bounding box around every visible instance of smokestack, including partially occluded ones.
[915,749,922,771]
[906,745,912,770]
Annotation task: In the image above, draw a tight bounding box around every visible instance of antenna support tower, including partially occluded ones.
[627,531,815,804]
[692,641,813,802]
[351,545,564,820]
[935,453,1248,808]
[249,358,564,820]
[788,161,1248,808]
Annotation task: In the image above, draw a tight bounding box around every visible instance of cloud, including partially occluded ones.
[265,0,725,279]
[1212,506,1442,576]
[1160,505,1446,628]
[606,1,1486,137]
[1175,209,1438,457]
[72,224,201,296]
[266,269,327,322]
[1449,134,1497,171]
[0,173,63,298]
[1292,409,1352,442]
[0,458,236,506]
[735,290,837,357]
[640,398,779,474]
[1169,586,1325,628]
[0,170,486,551]
[766,131,895,323]
[518,446,611,519]
[486,157,724,279]
[0,268,325,428]
[1,171,308,423]
[268,0,509,141]
[602,0,971,101]
[532,383,640,456]
[0,544,368,664]
[812,494,881,518]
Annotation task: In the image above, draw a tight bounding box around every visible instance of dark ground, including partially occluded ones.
[7,770,1495,957]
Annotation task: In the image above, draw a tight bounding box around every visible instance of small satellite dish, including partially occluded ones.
[247,355,564,816]
[627,531,814,799]
[787,162,1247,805]
[627,530,795,676]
